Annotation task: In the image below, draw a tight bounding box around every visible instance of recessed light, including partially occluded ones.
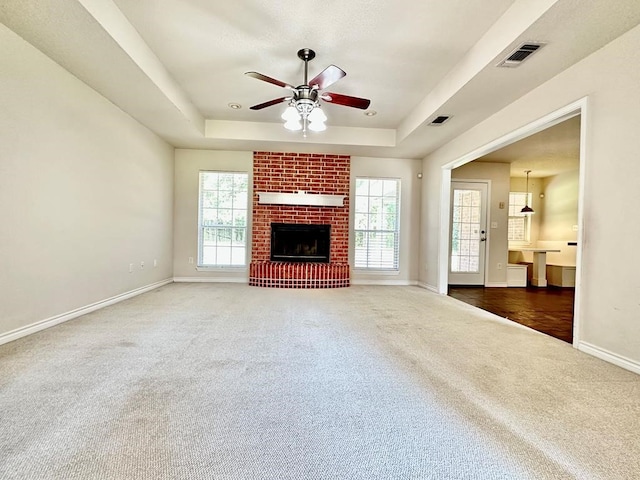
[228,103,242,110]
[364,110,377,116]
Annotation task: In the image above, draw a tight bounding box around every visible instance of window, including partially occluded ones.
[508,192,532,243]
[198,171,248,267]
[354,178,400,270]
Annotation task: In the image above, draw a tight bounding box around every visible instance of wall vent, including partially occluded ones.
[497,42,545,68]
[428,115,452,126]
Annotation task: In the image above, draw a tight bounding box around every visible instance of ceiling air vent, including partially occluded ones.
[497,42,545,68]
[428,115,452,126]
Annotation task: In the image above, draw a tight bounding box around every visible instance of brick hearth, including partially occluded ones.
[249,151,350,288]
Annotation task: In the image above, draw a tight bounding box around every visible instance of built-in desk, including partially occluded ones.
[509,248,561,287]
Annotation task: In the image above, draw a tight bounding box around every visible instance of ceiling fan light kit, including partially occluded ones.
[245,48,371,134]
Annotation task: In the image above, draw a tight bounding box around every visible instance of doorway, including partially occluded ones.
[438,99,586,346]
[449,181,488,285]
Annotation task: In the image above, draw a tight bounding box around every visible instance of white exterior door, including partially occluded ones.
[449,182,488,285]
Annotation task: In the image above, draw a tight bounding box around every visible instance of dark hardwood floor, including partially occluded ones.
[448,286,575,343]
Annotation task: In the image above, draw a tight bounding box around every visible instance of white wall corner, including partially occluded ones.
[417,282,440,293]
[578,342,640,376]
[0,279,173,347]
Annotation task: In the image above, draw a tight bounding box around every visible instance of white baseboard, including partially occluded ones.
[419,282,509,292]
[417,282,439,293]
[351,279,418,286]
[0,278,173,347]
[173,277,248,283]
[578,341,640,375]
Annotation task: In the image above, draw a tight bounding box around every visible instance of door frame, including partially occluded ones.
[437,97,588,347]
[449,180,491,286]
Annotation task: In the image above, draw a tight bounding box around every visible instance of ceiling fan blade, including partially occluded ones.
[245,71,295,90]
[321,92,371,110]
[249,97,290,110]
[309,65,346,90]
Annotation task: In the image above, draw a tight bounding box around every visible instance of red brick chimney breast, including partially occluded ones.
[249,152,350,288]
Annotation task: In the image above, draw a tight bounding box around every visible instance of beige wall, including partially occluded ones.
[419,23,640,366]
[173,149,253,281]
[537,170,579,265]
[350,156,422,284]
[452,161,511,286]
[0,25,174,340]
[540,170,579,241]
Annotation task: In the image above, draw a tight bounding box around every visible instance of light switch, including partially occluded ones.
[491,222,498,229]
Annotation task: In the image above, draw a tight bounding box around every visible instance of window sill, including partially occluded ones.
[196,266,247,272]
[352,268,400,275]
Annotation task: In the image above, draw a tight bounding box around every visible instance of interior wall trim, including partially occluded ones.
[417,282,439,293]
[350,279,418,286]
[578,342,640,376]
[173,277,248,283]
[0,278,173,347]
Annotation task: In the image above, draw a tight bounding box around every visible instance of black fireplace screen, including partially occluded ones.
[270,223,330,263]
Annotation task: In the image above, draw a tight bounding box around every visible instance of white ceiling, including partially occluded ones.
[2,0,640,160]
[479,115,581,178]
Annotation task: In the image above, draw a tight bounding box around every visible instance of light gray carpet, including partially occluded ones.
[1,283,639,479]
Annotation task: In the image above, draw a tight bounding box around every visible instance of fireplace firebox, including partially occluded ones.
[270,223,330,263]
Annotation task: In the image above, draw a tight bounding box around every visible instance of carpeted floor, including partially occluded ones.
[0,283,638,479]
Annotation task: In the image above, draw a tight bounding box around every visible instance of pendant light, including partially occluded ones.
[521,170,535,214]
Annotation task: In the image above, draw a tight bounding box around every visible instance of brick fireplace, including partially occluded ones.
[249,151,350,288]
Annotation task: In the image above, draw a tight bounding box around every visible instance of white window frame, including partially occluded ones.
[198,171,249,268]
[508,191,532,245]
[353,177,400,271]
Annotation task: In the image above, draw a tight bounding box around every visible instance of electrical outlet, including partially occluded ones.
[129,263,134,273]
[188,257,194,264]
[497,263,503,270]
[153,259,158,267]
[140,261,144,269]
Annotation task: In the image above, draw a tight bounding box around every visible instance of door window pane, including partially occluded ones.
[451,189,481,273]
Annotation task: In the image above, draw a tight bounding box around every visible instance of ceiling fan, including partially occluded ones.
[245,48,371,132]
